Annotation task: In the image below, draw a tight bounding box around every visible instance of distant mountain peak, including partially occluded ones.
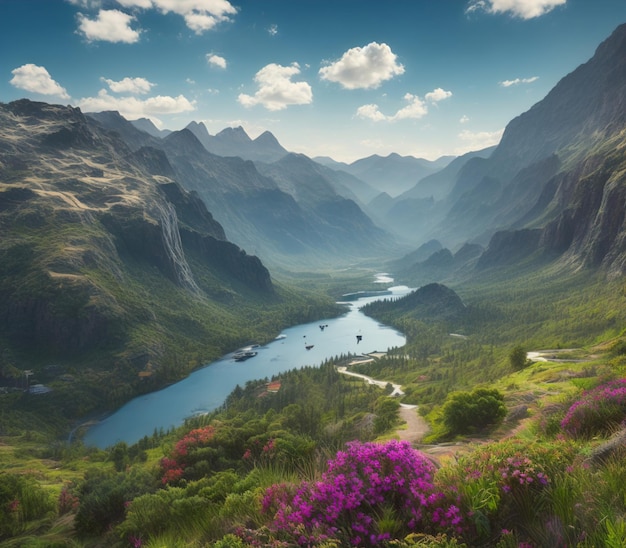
[254,130,280,145]
[216,126,251,143]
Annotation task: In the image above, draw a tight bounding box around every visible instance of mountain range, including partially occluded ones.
[394,22,626,282]
[2,22,626,397]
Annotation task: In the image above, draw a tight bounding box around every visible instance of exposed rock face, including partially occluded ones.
[0,99,273,359]
[428,23,626,277]
[477,229,543,269]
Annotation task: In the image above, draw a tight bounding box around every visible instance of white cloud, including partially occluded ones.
[102,76,154,94]
[466,0,566,19]
[425,87,452,102]
[77,9,140,43]
[319,42,404,90]
[268,23,278,36]
[238,63,313,111]
[356,104,388,122]
[115,0,237,34]
[207,53,227,69]
[356,88,449,122]
[457,128,504,151]
[76,89,195,120]
[460,115,470,123]
[10,64,70,99]
[499,76,539,87]
[393,93,428,120]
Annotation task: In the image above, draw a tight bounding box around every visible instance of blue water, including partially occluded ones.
[83,282,410,448]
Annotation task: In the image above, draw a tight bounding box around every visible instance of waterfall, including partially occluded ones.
[153,200,201,294]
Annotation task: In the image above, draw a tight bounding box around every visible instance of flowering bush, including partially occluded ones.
[561,378,626,438]
[435,439,578,544]
[262,440,465,546]
[160,426,215,485]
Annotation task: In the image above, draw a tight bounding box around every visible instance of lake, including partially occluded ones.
[83,277,410,448]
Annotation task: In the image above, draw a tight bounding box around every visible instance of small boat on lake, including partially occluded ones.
[233,350,257,361]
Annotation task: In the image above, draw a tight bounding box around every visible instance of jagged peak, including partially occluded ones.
[215,125,251,143]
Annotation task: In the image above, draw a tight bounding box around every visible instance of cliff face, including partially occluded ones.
[434,24,626,277]
[0,99,273,360]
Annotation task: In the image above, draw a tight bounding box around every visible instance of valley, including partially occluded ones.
[1,20,626,548]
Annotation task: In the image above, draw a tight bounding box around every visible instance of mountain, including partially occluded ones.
[342,153,454,197]
[185,122,288,163]
[396,23,626,280]
[88,110,158,151]
[0,100,280,411]
[403,146,496,201]
[130,117,171,138]
[89,112,397,267]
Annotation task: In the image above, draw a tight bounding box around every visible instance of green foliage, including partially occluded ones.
[0,473,55,539]
[441,388,507,435]
[74,467,158,537]
[508,345,529,370]
[374,395,401,434]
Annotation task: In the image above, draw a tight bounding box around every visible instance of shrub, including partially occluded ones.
[160,425,216,484]
[262,440,465,546]
[441,388,506,435]
[0,473,55,539]
[561,378,626,438]
[435,439,578,544]
[509,346,529,370]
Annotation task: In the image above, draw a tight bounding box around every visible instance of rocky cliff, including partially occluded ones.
[0,99,273,366]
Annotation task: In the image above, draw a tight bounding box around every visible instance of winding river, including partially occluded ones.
[83,276,410,448]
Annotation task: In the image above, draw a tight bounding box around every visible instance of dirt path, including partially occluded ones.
[397,404,429,442]
[336,365,429,442]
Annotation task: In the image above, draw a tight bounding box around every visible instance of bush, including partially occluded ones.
[561,378,626,438]
[441,388,506,435]
[0,473,55,539]
[262,440,464,546]
[435,438,579,544]
[509,346,529,370]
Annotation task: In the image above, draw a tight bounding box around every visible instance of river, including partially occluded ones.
[83,276,410,448]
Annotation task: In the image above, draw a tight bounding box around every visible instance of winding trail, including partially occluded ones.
[336,363,429,442]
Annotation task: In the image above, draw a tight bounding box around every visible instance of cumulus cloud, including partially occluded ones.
[115,0,237,34]
[207,53,227,69]
[319,42,404,90]
[460,115,470,123]
[267,23,278,36]
[238,63,313,111]
[425,87,453,102]
[500,76,539,87]
[356,88,450,122]
[355,104,388,122]
[10,64,70,99]
[76,89,195,120]
[102,76,155,94]
[457,128,504,151]
[77,9,140,42]
[466,0,566,19]
[393,93,429,120]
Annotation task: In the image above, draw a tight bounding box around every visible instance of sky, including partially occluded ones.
[2,0,626,163]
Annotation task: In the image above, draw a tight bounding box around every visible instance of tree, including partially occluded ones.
[509,345,529,370]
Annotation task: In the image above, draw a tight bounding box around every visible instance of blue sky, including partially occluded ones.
[2,0,626,162]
